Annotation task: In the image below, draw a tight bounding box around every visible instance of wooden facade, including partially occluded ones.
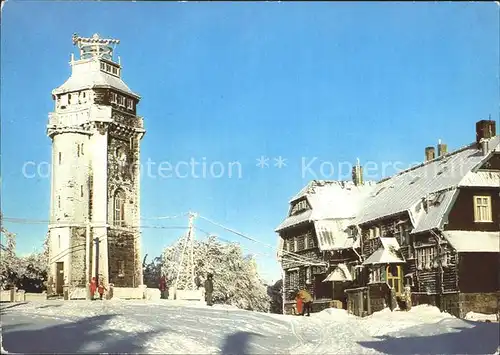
[278,120,499,318]
[344,130,500,318]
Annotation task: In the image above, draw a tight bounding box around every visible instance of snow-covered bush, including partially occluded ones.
[161,235,270,312]
[0,223,48,291]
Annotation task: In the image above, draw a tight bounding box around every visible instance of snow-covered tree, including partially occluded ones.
[0,218,48,291]
[161,235,270,312]
[267,279,283,314]
[142,255,163,288]
[0,224,17,289]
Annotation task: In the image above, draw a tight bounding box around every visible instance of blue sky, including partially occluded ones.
[1,2,498,282]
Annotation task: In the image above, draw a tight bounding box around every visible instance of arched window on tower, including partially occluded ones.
[114,189,126,227]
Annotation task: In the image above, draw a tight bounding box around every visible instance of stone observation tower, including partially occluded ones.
[47,33,145,294]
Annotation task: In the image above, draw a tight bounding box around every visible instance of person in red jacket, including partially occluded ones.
[98,282,107,300]
[89,277,97,300]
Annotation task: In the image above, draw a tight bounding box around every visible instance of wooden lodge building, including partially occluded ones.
[276,120,499,318]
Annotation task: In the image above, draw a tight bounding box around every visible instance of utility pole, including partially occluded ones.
[85,222,91,300]
[94,237,100,286]
[173,212,197,294]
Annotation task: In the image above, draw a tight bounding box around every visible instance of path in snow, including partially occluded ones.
[1,300,499,354]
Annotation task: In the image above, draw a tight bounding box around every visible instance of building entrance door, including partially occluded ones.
[56,262,64,295]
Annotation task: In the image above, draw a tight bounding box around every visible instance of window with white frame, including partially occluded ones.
[369,228,374,239]
[117,95,125,106]
[306,266,312,284]
[127,98,133,110]
[375,227,381,238]
[110,92,118,104]
[370,266,384,283]
[474,196,492,222]
[416,246,437,270]
[304,234,309,249]
[441,249,453,267]
[287,269,299,290]
[293,237,298,252]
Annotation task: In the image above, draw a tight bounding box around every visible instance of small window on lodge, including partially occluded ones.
[118,261,125,277]
[127,98,133,110]
[473,196,492,222]
[110,92,118,104]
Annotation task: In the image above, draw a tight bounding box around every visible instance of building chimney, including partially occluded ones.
[476,119,497,144]
[352,158,364,186]
[437,139,447,157]
[425,146,435,162]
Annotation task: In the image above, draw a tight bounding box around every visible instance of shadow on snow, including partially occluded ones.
[358,320,500,355]
[220,331,264,355]
[2,313,166,353]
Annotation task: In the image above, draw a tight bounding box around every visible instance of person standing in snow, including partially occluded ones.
[204,273,214,306]
[89,277,97,300]
[97,282,107,300]
[159,275,167,299]
[297,289,313,316]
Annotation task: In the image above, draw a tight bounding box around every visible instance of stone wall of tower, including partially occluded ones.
[106,129,142,287]
[51,132,90,224]
[69,227,87,287]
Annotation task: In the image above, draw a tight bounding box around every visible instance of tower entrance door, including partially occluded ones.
[56,262,64,295]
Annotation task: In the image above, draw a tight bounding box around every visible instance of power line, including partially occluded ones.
[197,214,327,267]
[3,212,325,267]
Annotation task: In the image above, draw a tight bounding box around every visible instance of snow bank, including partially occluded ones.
[315,307,350,321]
[465,311,499,323]
[360,305,455,337]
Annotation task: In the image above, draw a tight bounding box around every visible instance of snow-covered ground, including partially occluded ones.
[1,300,498,354]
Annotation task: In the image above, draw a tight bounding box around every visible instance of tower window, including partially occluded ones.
[58,152,62,164]
[112,67,118,75]
[106,64,111,72]
[127,99,133,110]
[118,260,125,277]
[118,96,125,106]
[114,189,126,227]
[110,92,117,104]
[100,62,106,70]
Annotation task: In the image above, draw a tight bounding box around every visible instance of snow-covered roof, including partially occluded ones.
[323,263,353,282]
[410,189,457,234]
[362,238,405,265]
[275,209,312,232]
[275,180,376,232]
[352,136,500,230]
[459,171,500,188]
[52,59,140,98]
[314,219,353,251]
[443,231,500,253]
